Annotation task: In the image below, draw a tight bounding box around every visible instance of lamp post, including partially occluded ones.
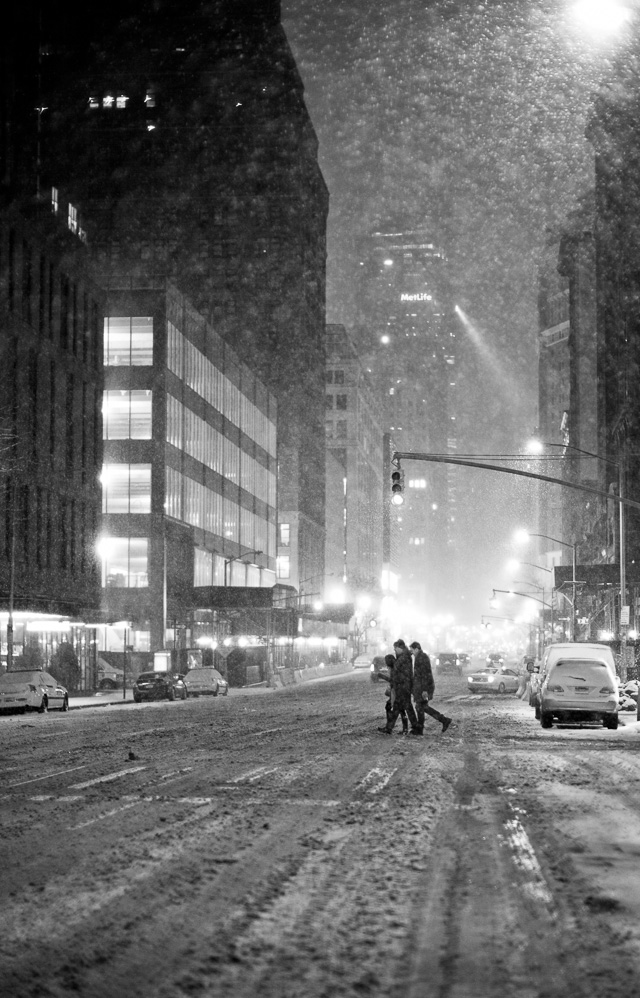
[223,549,263,587]
[515,531,577,640]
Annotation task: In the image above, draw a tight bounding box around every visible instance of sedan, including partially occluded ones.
[467,667,520,694]
[183,667,229,698]
[132,671,187,703]
[0,670,69,713]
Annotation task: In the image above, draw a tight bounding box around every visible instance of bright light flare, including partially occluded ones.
[514,528,531,546]
[571,1,632,38]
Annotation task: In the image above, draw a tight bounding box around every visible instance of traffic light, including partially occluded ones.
[391,467,405,505]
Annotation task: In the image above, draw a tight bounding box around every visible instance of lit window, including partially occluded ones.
[102,464,152,514]
[145,91,156,108]
[103,94,115,108]
[276,555,290,579]
[68,203,78,235]
[279,523,290,547]
[99,536,148,588]
[103,390,152,439]
[51,187,59,215]
[104,316,153,366]
[116,94,128,109]
[88,96,99,109]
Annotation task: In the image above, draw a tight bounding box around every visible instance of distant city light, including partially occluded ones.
[383,258,393,266]
[380,334,390,344]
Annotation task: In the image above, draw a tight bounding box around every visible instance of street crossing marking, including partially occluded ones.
[69,765,147,789]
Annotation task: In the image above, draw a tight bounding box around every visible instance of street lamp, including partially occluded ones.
[514,530,577,640]
[223,550,263,587]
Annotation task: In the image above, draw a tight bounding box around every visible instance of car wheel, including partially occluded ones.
[62,696,69,712]
[168,687,175,701]
[498,682,506,694]
[134,693,142,703]
[540,711,553,728]
[38,697,48,713]
[604,715,619,730]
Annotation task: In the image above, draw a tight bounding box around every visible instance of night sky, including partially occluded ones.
[281,0,622,622]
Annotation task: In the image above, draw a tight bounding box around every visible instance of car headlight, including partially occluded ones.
[487,675,495,682]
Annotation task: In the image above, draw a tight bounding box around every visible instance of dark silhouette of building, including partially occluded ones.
[4,0,328,595]
[0,197,103,675]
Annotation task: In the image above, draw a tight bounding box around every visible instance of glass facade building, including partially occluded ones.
[100,280,277,652]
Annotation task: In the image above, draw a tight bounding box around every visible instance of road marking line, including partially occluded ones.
[229,765,279,783]
[8,764,88,787]
[356,766,397,794]
[69,765,147,789]
[67,799,141,830]
[160,767,193,781]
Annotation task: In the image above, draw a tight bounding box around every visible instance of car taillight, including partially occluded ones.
[600,686,615,694]
[547,684,564,693]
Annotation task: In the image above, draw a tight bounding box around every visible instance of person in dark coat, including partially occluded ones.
[378,639,419,734]
[410,641,452,734]
[382,653,409,733]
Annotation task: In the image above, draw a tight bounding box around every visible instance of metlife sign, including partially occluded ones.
[400,292,431,302]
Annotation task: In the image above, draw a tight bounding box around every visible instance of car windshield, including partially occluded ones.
[137,672,162,682]
[187,669,215,681]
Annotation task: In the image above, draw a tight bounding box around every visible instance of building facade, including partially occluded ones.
[0,199,103,680]
[100,279,277,655]
[7,0,328,596]
[323,324,385,601]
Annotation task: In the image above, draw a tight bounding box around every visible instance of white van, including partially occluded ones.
[530,643,617,716]
[539,653,618,729]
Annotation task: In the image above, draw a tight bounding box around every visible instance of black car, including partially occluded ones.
[133,671,187,703]
[434,652,462,676]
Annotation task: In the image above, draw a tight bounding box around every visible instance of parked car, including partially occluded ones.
[531,643,617,716]
[183,667,229,697]
[538,653,619,729]
[132,671,187,703]
[467,666,519,694]
[352,654,373,671]
[0,670,69,713]
[434,652,462,676]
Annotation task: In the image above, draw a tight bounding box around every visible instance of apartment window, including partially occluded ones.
[336,420,347,438]
[279,523,290,546]
[102,464,152,513]
[103,390,152,439]
[104,316,153,365]
[101,536,149,587]
[336,394,348,410]
[333,370,345,384]
[276,555,290,579]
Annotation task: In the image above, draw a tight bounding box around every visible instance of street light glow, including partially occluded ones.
[571,1,632,38]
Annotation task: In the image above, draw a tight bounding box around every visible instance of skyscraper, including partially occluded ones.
[355,224,457,615]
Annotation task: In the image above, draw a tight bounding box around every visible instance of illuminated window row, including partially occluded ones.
[165,467,275,556]
[166,395,276,507]
[167,322,275,455]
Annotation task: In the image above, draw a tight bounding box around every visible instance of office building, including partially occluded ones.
[100,279,277,655]
[0,197,103,680]
[355,225,457,615]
